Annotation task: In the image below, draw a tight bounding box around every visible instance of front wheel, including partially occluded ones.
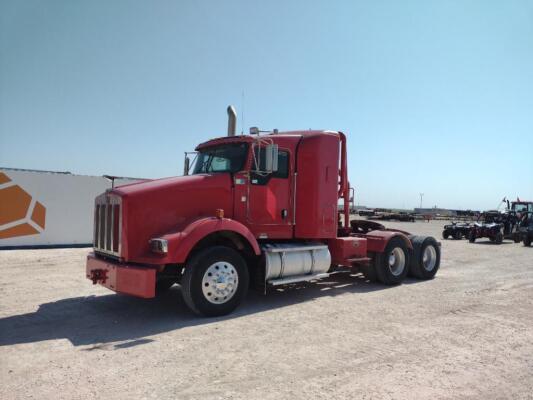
[524,235,532,247]
[374,237,410,285]
[442,230,449,239]
[453,230,462,240]
[181,246,249,317]
[494,232,503,244]
[469,231,476,243]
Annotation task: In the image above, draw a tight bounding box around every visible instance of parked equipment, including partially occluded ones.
[358,209,375,217]
[86,106,441,317]
[468,222,504,244]
[368,212,416,222]
[518,212,533,246]
[442,222,471,240]
[468,211,504,244]
[504,200,533,244]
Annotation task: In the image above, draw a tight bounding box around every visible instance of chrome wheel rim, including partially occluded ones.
[388,247,406,276]
[202,262,238,304]
[422,245,437,271]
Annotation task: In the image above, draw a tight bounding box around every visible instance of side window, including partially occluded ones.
[251,148,290,185]
[274,151,289,178]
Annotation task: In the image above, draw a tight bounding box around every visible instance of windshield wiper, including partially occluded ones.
[204,154,215,172]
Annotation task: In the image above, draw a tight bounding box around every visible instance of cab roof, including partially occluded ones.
[195,130,340,151]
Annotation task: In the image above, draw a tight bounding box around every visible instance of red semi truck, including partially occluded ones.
[87,106,441,316]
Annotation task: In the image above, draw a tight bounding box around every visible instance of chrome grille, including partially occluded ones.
[93,194,121,257]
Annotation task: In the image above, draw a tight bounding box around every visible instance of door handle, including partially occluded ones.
[281,209,288,219]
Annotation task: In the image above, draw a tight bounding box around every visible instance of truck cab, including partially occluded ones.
[87,107,441,316]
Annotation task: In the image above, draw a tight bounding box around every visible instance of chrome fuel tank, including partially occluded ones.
[263,243,331,281]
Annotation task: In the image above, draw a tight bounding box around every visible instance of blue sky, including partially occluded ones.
[1,0,532,210]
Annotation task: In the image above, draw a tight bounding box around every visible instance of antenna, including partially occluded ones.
[241,90,245,135]
[419,193,424,209]
[497,197,506,211]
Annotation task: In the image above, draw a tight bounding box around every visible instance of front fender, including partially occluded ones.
[160,217,261,264]
[365,230,413,253]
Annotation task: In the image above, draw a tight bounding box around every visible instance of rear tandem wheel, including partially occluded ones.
[373,237,410,285]
[408,236,440,280]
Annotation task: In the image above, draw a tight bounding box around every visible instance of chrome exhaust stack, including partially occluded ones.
[227,105,237,136]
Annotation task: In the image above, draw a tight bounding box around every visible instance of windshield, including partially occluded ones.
[512,203,529,213]
[192,143,248,174]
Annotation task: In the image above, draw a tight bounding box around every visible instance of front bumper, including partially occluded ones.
[86,252,156,298]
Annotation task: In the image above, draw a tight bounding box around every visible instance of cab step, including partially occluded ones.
[267,272,330,286]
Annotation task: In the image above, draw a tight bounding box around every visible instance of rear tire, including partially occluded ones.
[409,236,441,280]
[469,231,476,243]
[494,232,503,244]
[374,237,410,285]
[442,230,449,239]
[524,236,531,247]
[181,246,249,317]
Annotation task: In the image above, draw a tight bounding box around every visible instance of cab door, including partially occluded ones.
[246,148,293,239]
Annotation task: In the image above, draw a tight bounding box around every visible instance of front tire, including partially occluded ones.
[442,230,449,239]
[181,246,249,317]
[524,236,532,247]
[374,237,410,285]
[494,232,503,244]
[453,230,462,240]
[469,230,476,243]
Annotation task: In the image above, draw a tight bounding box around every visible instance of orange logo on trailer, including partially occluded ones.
[0,172,46,239]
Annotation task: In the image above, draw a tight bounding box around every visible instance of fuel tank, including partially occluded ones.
[263,243,331,281]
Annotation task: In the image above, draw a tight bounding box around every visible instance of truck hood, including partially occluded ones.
[113,174,233,262]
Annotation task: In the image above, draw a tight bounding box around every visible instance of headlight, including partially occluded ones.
[149,238,168,254]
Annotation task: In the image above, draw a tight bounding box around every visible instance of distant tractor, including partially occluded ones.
[517,210,533,247]
[505,200,533,245]
[442,222,471,240]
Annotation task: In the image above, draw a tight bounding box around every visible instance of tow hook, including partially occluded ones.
[90,269,108,284]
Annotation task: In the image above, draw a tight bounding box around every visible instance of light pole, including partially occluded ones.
[419,193,424,209]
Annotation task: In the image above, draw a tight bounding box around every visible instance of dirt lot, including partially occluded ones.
[1,219,532,400]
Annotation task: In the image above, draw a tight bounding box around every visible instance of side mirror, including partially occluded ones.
[265,144,279,173]
[184,155,190,175]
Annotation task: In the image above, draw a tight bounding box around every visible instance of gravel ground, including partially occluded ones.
[1,219,532,400]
